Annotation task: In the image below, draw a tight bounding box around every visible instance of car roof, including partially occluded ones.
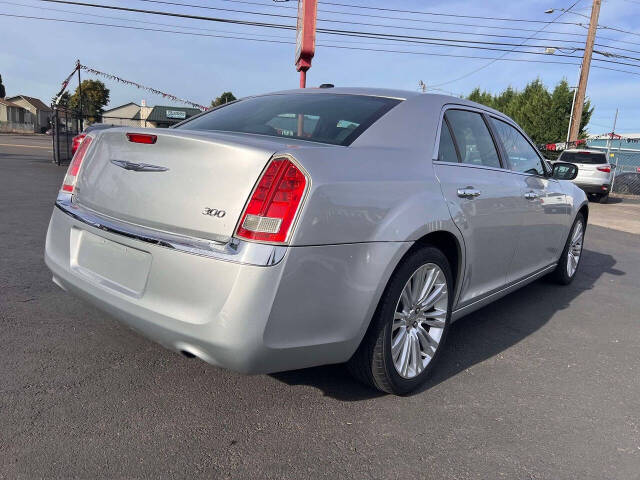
[261,87,423,100]
[562,149,605,154]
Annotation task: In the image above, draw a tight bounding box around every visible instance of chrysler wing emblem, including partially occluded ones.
[110,159,169,172]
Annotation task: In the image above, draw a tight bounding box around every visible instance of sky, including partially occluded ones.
[1,0,639,136]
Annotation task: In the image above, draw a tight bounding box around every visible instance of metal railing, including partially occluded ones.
[0,121,36,134]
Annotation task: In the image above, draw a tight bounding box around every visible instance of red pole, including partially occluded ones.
[295,0,317,89]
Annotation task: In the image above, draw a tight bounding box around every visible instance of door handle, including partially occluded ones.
[524,191,539,200]
[457,187,481,199]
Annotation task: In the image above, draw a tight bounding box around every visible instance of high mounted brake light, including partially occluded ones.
[235,157,308,244]
[126,133,157,144]
[61,135,93,193]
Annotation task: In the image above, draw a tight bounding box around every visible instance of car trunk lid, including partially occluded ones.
[75,129,282,243]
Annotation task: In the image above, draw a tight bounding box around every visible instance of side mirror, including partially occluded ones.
[551,162,578,180]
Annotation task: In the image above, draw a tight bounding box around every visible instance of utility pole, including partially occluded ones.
[568,0,601,142]
[566,85,578,146]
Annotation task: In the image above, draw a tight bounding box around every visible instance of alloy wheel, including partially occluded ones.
[567,221,584,278]
[391,263,448,379]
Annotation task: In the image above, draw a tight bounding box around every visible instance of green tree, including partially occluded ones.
[211,91,236,107]
[0,74,6,99]
[468,88,494,108]
[467,78,593,144]
[68,80,110,123]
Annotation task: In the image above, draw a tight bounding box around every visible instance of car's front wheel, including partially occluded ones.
[348,246,453,395]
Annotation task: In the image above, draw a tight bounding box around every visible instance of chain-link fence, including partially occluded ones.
[610,150,640,196]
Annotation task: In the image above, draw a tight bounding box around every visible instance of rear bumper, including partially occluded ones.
[575,182,610,195]
[45,201,409,374]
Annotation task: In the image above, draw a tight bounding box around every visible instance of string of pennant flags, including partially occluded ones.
[53,62,208,111]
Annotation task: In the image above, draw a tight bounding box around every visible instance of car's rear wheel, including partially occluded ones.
[347,247,453,395]
[550,213,585,285]
[595,192,609,203]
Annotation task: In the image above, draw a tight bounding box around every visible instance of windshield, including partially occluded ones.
[177,93,401,146]
[559,151,607,164]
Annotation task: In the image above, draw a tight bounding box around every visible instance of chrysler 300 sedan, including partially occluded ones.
[45,88,587,394]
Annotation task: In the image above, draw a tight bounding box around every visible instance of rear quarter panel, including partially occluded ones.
[282,95,461,247]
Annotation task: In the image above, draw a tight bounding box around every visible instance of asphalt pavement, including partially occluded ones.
[1,134,639,479]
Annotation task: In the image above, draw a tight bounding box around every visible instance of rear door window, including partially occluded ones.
[437,120,460,163]
[489,117,546,176]
[178,94,401,146]
[445,110,502,168]
[559,151,607,164]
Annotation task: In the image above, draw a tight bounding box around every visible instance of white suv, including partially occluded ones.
[557,149,613,203]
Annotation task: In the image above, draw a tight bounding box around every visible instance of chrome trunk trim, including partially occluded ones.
[55,193,287,267]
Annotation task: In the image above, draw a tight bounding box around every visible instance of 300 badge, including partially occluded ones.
[202,207,226,218]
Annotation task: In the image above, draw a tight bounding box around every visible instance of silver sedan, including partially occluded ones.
[45,88,587,394]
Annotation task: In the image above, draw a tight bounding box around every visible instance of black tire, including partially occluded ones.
[347,246,454,395]
[592,192,609,203]
[550,213,585,285]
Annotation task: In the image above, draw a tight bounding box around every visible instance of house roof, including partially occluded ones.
[0,98,21,108]
[134,105,201,123]
[7,95,52,112]
[102,102,140,115]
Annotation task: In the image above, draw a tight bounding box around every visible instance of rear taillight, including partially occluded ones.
[127,133,157,144]
[597,165,611,173]
[236,157,308,244]
[61,135,93,193]
[71,133,86,155]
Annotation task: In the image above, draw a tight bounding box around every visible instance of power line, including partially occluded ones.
[34,0,640,51]
[149,0,640,49]
[316,0,583,25]
[33,0,640,65]
[126,0,595,42]
[11,0,584,45]
[3,11,640,78]
[8,0,602,54]
[0,0,291,37]
[4,0,591,51]
[597,23,640,38]
[429,0,585,88]
[140,0,587,28]
[317,0,640,39]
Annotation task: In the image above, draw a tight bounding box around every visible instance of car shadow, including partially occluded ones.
[271,248,623,401]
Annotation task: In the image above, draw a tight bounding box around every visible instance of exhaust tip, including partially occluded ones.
[180,350,196,359]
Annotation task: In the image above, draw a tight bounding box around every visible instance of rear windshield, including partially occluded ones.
[177,93,401,146]
[559,151,607,164]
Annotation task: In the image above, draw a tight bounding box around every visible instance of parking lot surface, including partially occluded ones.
[1,134,639,479]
